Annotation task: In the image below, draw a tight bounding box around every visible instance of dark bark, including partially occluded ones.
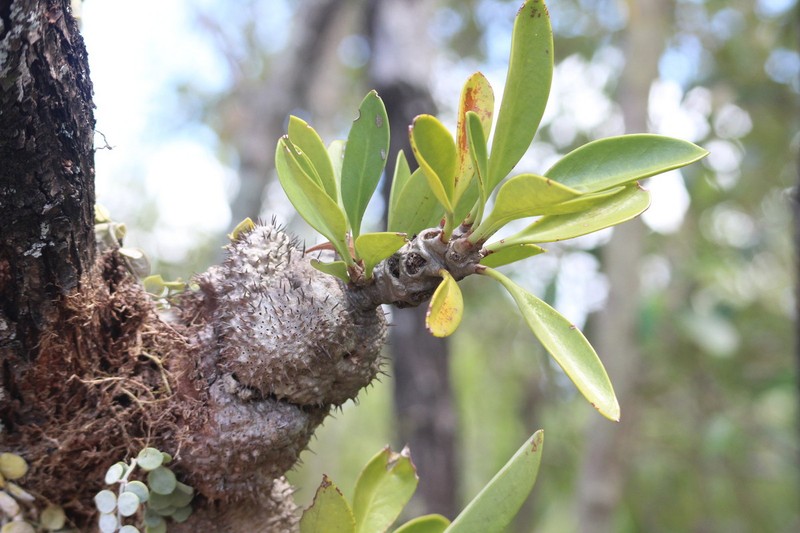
[0,0,95,365]
[366,0,460,518]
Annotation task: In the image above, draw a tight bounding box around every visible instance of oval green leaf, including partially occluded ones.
[388,150,412,231]
[0,453,27,481]
[454,72,494,205]
[352,446,419,533]
[409,114,457,213]
[470,174,581,243]
[446,430,544,533]
[486,0,553,192]
[117,491,141,517]
[355,232,407,279]
[125,480,150,503]
[289,115,338,199]
[137,447,164,471]
[40,504,66,530]
[104,462,127,484]
[276,137,351,262]
[310,259,350,284]
[479,244,545,268]
[545,134,709,193]
[481,268,620,421]
[394,514,450,533]
[300,475,356,533]
[492,185,650,247]
[388,168,445,236]
[94,489,117,514]
[147,466,177,495]
[341,90,390,239]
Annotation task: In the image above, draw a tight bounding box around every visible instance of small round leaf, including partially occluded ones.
[136,448,163,471]
[119,526,141,533]
[147,466,176,495]
[160,452,172,464]
[1,522,36,533]
[40,504,66,530]
[0,453,28,480]
[171,505,193,523]
[104,462,127,485]
[98,512,118,533]
[117,491,141,517]
[145,518,167,533]
[143,508,164,527]
[124,480,150,502]
[94,489,117,514]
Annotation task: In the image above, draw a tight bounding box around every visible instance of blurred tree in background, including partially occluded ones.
[83,0,798,531]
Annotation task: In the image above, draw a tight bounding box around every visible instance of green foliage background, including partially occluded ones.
[84,0,798,531]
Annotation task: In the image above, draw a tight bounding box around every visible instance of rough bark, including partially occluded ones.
[574,1,670,531]
[366,0,460,518]
[0,2,388,531]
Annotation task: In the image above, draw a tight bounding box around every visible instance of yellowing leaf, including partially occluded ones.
[227,217,255,241]
[425,270,464,338]
[454,72,494,205]
[409,114,457,213]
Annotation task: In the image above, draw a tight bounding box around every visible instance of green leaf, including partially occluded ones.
[289,115,338,199]
[300,475,356,533]
[355,232,407,279]
[486,0,553,192]
[491,185,650,247]
[470,174,581,243]
[328,140,346,191]
[479,244,545,268]
[276,137,352,262]
[352,447,419,533]
[388,168,444,235]
[125,480,150,503]
[0,453,27,481]
[40,505,66,530]
[104,462,127,484]
[388,150,413,231]
[94,490,117,514]
[147,466,177,495]
[409,114,457,213]
[481,268,620,421]
[466,111,488,200]
[425,270,464,338]
[117,491,141,517]
[137,447,164,471]
[310,259,351,284]
[446,430,544,533]
[341,90,390,239]
[394,514,450,533]
[545,134,709,193]
[454,72,494,205]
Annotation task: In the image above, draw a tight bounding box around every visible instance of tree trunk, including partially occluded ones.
[0,3,388,531]
[366,0,460,519]
[575,1,670,531]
